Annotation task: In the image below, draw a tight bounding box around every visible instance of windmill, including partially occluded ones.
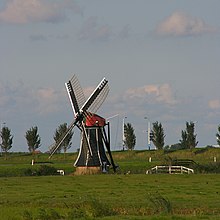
[49,75,117,174]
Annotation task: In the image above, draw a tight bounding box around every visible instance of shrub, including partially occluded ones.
[23,165,58,176]
[36,165,57,176]
[196,162,220,173]
[23,168,35,176]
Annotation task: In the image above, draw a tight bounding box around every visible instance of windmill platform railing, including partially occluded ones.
[146,165,194,174]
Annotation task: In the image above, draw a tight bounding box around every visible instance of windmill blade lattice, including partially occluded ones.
[81,78,109,114]
[87,82,109,114]
[65,74,86,116]
[49,77,108,158]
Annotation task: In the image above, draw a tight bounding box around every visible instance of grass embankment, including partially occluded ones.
[1,148,220,176]
[0,152,77,177]
[113,148,220,174]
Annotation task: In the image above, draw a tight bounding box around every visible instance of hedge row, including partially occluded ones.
[0,165,58,177]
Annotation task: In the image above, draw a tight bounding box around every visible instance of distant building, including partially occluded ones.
[33,150,42,154]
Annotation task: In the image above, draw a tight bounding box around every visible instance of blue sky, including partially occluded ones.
[0,0,220,152]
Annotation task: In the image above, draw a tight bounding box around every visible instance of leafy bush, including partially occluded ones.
[23,165,58,176]
[23,168,35,176]
[194,147,209,155]
[36,165,57,176]
[196,162,220,173]
[164,143,185,153]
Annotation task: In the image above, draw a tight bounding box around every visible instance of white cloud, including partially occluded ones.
[0,0,82,24]
[36,88,65,114]
[0,82,65,117]
[125,83,177,105]
[156,11,217,37]
[101,83,179,122]
[209,99,220,110]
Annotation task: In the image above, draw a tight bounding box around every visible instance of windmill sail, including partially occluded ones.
[49,120,75,158]
[87,81,109,114]
[65,74,85,116]
[49,77,108,157]
[81,78,108,113]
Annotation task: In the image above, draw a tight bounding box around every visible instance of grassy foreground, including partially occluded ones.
[1,148,220,219]
[1,174,220,219]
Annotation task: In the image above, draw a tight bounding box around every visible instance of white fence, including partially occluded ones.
[146,165,194,174]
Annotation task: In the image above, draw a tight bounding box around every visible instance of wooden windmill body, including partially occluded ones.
[49,75,116,174]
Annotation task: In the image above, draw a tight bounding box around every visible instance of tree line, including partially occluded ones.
[0,123,73,159]
[1,121,220,157]
[123,121,220,151]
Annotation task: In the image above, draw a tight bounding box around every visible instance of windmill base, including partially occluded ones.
[74,166,101,175]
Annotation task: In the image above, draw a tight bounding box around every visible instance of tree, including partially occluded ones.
[216,125,220,146]
[53,123,73,156]
[179,130,188,149]
[124,123,136,150]
[25,126,41,153]
[179,121,198,149]
[0,126,13,159]
[186,121,198,149]
[151,121,165,150]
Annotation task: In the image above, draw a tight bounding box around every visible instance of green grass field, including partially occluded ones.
[1,174,220,219]
[0,148,220,219]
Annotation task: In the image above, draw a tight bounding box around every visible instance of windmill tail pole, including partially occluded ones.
[107,121,117,172]
[103,122,117,172]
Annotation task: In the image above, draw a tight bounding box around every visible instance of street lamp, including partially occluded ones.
[122,116,127,150]
[0,122,6,156]
[144,117,151,150]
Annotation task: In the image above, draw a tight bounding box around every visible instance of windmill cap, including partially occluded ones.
[85,113,106,127]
